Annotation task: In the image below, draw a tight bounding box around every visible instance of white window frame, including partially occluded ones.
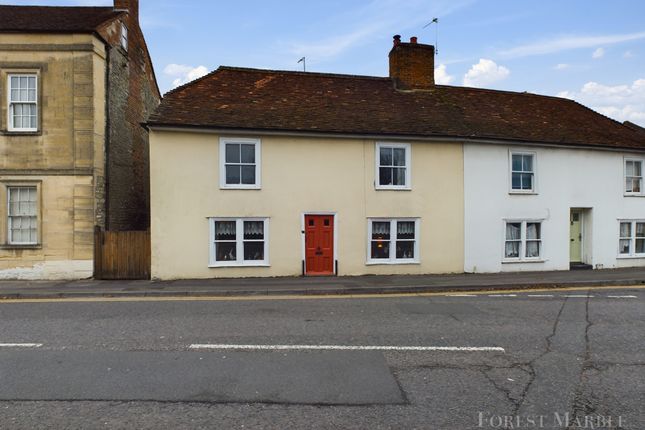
[366,218,420,265]
[7,73,38,132]
[209,217,269,267]
[7,185,39,245]
[120,23,128,51]
[509,151,537,194]
[219,137,262,189]
[617,220,645,258]
[624,158,644,196]
[502,220,543,263]
[375,142,412,190]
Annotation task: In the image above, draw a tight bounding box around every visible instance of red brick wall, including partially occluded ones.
[389,40,435,90]
[98,4,160,231]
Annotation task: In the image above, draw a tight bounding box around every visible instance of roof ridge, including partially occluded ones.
[217,66,392,81]
[0,5,114,9]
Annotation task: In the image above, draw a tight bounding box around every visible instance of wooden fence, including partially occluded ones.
[94,228,151,280]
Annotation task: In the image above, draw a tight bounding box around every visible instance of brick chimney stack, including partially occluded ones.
[114,0,138,22]
[389,35,435,90]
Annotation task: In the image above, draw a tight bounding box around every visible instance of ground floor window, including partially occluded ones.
[7,186,38,245]
[209,218,268,266]
[504,221,542,261]
[367,218,419,264]
[619,220,645,256]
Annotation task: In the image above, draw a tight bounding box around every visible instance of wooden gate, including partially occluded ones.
[94,227,151,280]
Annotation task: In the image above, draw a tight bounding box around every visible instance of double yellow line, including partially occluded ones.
[0,284,642,304]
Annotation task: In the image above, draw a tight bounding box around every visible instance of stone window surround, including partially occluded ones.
[0,63,45,135]
[0,179,43,249]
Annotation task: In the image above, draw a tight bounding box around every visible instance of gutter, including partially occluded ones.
[146,124,645,154]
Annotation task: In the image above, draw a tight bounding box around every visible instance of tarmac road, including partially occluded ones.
[0,287,642,429]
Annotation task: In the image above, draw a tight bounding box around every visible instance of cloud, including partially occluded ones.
[557,79,645,126]
[285,0,475,63]
[434,64,454,85]
[463,59,510,87]
[624,50,634,58]
[163,64,209,88]
[592,47,605,59]
[554,63,570,70]
[499,31,645,58]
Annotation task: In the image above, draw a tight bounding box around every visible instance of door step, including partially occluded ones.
[570,262,593,270]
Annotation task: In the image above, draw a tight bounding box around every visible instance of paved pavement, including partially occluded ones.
[0,287,642,429]
[0,267,644,298]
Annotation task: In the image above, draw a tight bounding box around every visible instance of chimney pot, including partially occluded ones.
[393,34,401,46]
[410,36,417,44]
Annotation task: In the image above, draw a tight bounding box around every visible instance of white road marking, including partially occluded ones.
[564,295,593,298]
[449,294,477,297]
[488,294,517,297]
[189,344,505,352]
[0,343,42,348]
[527,295,554,298]
[607,295,637,299]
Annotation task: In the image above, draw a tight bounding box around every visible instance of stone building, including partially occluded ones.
[0,0,160,279]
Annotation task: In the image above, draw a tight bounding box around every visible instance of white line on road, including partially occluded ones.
[488,294,517,297]
[189,344,505,352]
[527,295,555,298]
[607,295,637,299]
[564,295,593,298]
[0,343,42,348]
[448,294,477,297]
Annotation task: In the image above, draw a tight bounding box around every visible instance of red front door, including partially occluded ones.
[305,215,334,276]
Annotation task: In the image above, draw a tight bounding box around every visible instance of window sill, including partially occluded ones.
[375,186,412,191]
[366,260,420,266]
[623,193,645,198]
[2,131,41,137]
[219,185,262,190]
[0,244,42,250]
[508,191,538,195]
[502,258,546,264]
[616,255,645,259]
[209,263,270,268]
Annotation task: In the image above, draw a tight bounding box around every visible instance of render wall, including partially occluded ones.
[150,131,464,280]
[464,143,645,272]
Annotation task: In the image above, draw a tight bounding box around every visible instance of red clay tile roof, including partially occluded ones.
[0,5,122,33]
[148,66,645,150]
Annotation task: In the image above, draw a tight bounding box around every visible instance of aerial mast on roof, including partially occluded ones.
[298,57,306,72]
[422,17,439,55]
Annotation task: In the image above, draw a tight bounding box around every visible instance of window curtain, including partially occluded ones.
[526,223,540,240]
[506,223,521,240]
[372,222,390,235]
[397,222,415,236]
[244,221,264,238]
[620,222,631,237]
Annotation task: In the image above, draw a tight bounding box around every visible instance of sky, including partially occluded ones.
[3,0,645,126]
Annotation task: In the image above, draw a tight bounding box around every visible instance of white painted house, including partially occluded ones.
[465,142,645,272]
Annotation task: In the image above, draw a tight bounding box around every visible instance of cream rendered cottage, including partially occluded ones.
[147,36,645,280]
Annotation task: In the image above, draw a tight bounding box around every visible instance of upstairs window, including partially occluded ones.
[219,138,261,189]
[7,186,38,245]
[510,152,535,193]
[504,221,542,261]
[120,24,128,51]
[376,143,411,190]
[625,159,643,195]
[8,74,38,132]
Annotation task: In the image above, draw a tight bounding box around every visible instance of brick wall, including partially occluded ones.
[388,37,435,90]
[99,10,160,231]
